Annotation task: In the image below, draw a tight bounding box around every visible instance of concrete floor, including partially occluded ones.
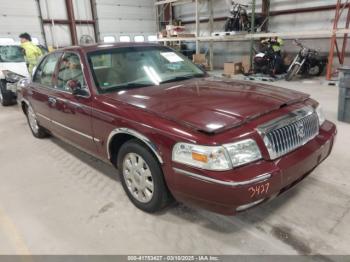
[0,77,349,255]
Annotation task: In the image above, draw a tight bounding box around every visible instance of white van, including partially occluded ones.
[0,40,30,106]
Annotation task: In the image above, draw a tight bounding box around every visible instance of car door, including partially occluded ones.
[48,51,98,155]
[30,52,63,130]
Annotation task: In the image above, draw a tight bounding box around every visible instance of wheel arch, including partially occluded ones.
[20,99,29,115]
[107,128,164,166]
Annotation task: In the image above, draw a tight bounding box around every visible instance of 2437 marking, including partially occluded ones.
[248,183,270,198]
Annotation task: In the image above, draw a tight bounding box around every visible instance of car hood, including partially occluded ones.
[0,62,30,78]
[103,77,309,133]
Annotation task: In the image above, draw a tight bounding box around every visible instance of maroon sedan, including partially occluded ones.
[20,43,336,215]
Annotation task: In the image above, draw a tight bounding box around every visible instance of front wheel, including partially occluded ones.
[117,140,172,213]
[0,80,15,106]
[285,64,300,81]
[26,105,49,138]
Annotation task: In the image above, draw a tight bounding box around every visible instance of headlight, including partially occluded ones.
[224,139,262,168]
[172,143,231,171]
[172,139,262,171]
[316,105,326,126]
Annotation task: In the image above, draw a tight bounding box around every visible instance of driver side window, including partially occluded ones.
[57,52,86,92]
[33,52,61,87]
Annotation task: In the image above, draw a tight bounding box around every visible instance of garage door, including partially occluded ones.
[96,0,157,43]
[0,0,43,44]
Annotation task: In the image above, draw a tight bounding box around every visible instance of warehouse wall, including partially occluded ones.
[174,0,347,68]
[0,0,157,47]
[0,0,44,44]
[40,0,95,47]
[96,0,157,43]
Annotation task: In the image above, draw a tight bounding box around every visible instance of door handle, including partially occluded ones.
[48,97,57,105]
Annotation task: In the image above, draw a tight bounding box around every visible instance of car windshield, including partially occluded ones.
[0,45,25,63]
[87,46,205,93]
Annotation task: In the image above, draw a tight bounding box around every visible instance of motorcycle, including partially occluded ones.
[285,40,328,81]
[253,41,285,76]
[224,1,267,32]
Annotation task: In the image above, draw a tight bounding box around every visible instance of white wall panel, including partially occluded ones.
[44,24,71,47]
[76,24,96,42]
[0,0,43,43]
[96,0,156,40]
[73,0,93,20]
[39,0,68,19]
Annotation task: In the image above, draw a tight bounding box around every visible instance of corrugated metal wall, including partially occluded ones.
[174,0,344,68]
[40,0,95,47]
[0,0,157,46]
[96,0,157,42]
[0,0,43,43]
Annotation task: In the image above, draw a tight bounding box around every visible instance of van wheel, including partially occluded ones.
[0,80,15,106]
[117,139,171,213]
[26,104,49,138]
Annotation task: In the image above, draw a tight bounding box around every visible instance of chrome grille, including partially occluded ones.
[258,107,319,160]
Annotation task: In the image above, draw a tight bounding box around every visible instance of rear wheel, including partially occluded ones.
[285,64,300,81]
[26,104,49,138]
[0,80,15,106]
[117,139,172,213]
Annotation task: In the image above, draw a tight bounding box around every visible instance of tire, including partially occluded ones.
[25,104,49,138]
[0,80,15,106]
[224,19,233,32]
[308,64,324,77]
[225,18,240,32]
[285,64,300,81]
[117,139,172,213]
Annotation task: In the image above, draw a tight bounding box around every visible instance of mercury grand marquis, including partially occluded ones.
[20,43,337,215]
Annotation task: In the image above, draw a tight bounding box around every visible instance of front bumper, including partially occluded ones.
[170,121,337,215]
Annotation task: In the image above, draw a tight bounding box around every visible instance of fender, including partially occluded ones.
[107,127,164,164]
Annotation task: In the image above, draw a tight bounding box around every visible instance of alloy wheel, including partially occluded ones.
[122,153,154,203]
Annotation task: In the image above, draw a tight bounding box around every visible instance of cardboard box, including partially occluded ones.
[193,54,207,64]
[241,56,250,74]
[224,62,243,75]
[193,54,209,69]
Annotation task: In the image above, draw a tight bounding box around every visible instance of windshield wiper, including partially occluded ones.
[160,74,204,84]
[106,82,153,91]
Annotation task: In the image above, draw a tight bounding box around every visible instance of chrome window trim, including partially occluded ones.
[107,127,163,164]
[32,51,91,99]
[173,167,271,187]
[55,51,91,99]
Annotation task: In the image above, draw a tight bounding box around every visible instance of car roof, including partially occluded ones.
[58,42,161,53]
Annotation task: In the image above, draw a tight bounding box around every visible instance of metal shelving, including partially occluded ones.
[155,0,350,72]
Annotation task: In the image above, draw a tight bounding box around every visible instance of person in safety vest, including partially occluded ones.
[19,33,43,75]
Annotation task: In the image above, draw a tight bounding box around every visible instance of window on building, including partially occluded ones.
[32,37,40,45]
[103,36,116,43]
[134,35,145,42]
[120,36,131,42]
[147,35,158,42]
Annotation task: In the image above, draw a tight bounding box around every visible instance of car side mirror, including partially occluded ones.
[67,79,83,96]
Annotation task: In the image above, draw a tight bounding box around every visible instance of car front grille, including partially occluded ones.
[258,107,320,160]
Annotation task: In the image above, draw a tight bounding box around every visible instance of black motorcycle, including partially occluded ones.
[224,1,267,32]
[253,41,285,76]
[285,40,328,81]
